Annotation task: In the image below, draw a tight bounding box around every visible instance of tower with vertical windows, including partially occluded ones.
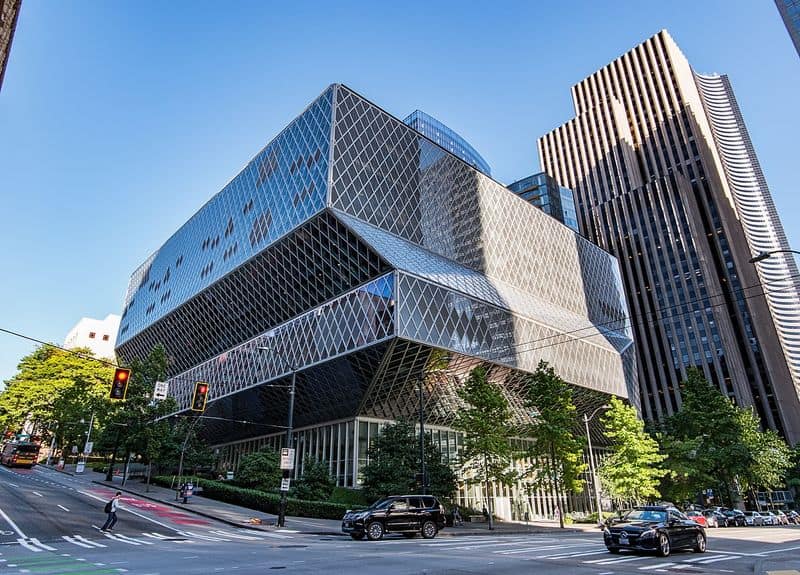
[538,30,800,443]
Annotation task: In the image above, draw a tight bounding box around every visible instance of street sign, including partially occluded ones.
[153,381,169,400]
[83,441,93,454]
[280,448,295,470]
[75,460,85,474]
[280,478,291,492]
[71,445,78,454]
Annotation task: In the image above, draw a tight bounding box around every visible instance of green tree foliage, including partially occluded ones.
[360,420,457,503]
[234,448,282,492]
[0,345,113,450]
[598,397,666,507]
[522,361,586,526]
[659,368,792,506]
[452,365,518,498]
[293,456,336,501]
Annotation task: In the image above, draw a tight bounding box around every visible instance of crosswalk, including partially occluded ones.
[9,527,292,553]
[416,536,748,571]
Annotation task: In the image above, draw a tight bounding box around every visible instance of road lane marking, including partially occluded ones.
[590,555,650,565]
[0,506,27,538]
[639,563,675,570]
[16,538,42,552]
[536,549,608,559]
[178,530,228,541]
[698,555,736,564]
[209,529,261,540]
[31,491,43,497]
[58,505,70,512]
[102,532,141,545]
[114,534,154,545]
[63,535,95,548]
[29,537,57,551]
[74,535,107,548]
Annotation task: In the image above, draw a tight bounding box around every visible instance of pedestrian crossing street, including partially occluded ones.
[6,527,294,553]
[411,536,747,572]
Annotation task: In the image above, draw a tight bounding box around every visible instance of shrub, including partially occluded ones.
[233,448,281,492]
[151,476,351,519]
[293,457,335,501]
[329,487,369,508]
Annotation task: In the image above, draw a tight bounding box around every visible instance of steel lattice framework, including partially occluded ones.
[117,84,636,446]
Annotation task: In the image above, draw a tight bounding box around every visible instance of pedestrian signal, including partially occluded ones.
[110,368,131,400]
[191,382,209,412]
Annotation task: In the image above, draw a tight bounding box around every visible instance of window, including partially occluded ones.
[89,332,96,339]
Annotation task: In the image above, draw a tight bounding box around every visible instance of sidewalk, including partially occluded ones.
[44,464,595,537]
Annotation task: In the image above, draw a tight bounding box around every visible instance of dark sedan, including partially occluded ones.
[604,506,707,557]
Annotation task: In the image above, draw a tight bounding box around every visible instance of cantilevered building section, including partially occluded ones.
[117,84,635,518]
[538,30,800,443]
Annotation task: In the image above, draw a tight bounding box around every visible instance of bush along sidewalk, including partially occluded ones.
[151,476,353,520]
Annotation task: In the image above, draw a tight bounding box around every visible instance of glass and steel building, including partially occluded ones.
[539,30,800,444]
[776,0,800,57]
[507,172,579,232]
[116,84,635,518]
[403,109,492,176]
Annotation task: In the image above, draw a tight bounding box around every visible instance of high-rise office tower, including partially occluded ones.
[776,0,800,57]
[508,172,579,232]
[539,30,800,443]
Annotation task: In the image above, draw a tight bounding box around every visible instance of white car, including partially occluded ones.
[762,512,779,526]
[743,511,764,526]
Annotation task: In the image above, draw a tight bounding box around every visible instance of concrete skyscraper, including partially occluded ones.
[539,30,800,443]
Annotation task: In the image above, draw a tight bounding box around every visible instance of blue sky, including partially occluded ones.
[1,0,798,386]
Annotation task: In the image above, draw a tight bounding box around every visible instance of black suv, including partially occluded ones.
[342,495,446,540]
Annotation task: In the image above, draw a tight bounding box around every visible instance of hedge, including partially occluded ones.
[151,476,352,520]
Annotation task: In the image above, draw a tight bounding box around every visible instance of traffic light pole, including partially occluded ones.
[177,415,202,487]
[277,367,296,528]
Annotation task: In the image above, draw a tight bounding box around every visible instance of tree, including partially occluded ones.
[360,420,457,503]
[0,345,114,453]
[234,448,282,491]
[521,360,586,528]
[598,397,666,508]
[294,456,336,501]
[659,368,792,508]
[452,364,517,529]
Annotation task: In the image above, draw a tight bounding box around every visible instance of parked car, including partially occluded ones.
[722,509,746,527]
[774,510,791,526]
[341,495,446,541]
[685,511,708,527]
[603,505,707,557]
[743,511,765,526]
[762,511,780,526]
[786,511,800,525]
[702,509,720,528]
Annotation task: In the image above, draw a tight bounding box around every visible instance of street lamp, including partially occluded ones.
[257,344,297,528]
[583,404,611,525]
[748,249,800,264]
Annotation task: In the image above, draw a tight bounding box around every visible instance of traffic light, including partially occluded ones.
[191,382,209,412]
[110,368,131,400]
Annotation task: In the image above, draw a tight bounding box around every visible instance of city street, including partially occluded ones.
[1,467,799,575]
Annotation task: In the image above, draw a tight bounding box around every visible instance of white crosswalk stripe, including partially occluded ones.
[17,538,42,552]
[209,529,266,540]
[114,533,154,545]
[638,562,675,570]
[73,535,106,548]
[178,530,229,542]
[63,535,96,548]
[102,532,141,545]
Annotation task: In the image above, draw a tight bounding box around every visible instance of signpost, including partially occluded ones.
[280,478,291,492]
[280,448,295,470]
[83,441,93,455]
[153,381,168,400]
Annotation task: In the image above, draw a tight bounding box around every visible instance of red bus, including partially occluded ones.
[1,441,40,468]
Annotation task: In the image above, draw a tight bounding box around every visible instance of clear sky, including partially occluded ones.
[1,0,798,386]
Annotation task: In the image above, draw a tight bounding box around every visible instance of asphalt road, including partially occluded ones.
[1,465,799,574]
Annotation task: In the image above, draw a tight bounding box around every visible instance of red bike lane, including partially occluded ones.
[90,486,211,527]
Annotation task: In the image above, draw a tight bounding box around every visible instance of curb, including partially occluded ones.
[41,464,75,477]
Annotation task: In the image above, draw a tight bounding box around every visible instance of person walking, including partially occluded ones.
[101,492,121,532]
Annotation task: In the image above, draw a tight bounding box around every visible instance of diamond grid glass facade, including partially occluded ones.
[117,84,635,518]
